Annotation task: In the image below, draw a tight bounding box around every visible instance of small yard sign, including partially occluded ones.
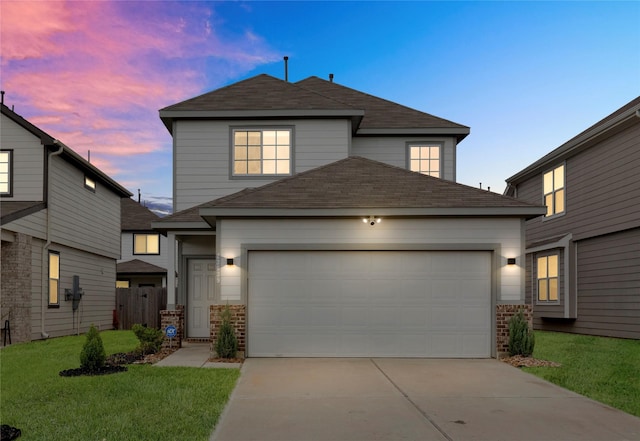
[165,325,177,338]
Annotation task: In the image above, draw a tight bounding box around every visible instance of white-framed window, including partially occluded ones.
[543,164,564,217]
[232,128,292,176]
[0,150,12,196]
[537,254,559,302]
[134,234,160,255]
[49,251,60,306]
[84,176,96,192]
[408,143,441,177]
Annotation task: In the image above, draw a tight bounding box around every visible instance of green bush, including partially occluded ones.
[132,324,164,355]
[80,324,106,371]
[508,309,535,357]
[215,305,238,359]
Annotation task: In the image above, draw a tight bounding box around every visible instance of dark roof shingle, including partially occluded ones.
[121,198,160,230]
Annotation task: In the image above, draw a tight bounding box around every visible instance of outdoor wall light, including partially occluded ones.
[507,258,517,265]
[226,258,234,266]
[362,216,382,226]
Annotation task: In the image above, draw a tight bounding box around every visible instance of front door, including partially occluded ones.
[187,259,216,338]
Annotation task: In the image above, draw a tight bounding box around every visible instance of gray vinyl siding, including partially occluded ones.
[173,119,350,212]
[48,154,122,258]
[351,136,457,181]
[31,242,117,340]
[119,231,168,268]
[2,209,47,239]
[0,114,45,201]
[529,229,640,339]
[520,123,640,243]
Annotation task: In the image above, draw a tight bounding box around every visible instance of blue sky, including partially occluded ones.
[2,1,638,213]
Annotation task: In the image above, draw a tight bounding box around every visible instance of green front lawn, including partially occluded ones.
[524,331,640,417]
[0,331,240,441]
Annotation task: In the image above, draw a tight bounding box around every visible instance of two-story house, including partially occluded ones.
[117,197,168,289]
[505,97,640,339]
[154,74,545,358]
[1,102,132,344]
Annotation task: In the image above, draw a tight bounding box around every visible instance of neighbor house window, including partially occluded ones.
[0,150,12,196]
[134,234,160,255]
[537,254,559,302]
[116,280,130,288]
[543,165,564,217]
[232,129,291,176]
[49,251,60,306]
[84,176,96,192]
[408,143,441,177]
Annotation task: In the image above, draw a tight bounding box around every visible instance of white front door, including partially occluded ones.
[187,259,216,338]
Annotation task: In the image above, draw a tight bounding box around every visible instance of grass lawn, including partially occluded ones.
[0,331,240,441]
[523,331,640,417]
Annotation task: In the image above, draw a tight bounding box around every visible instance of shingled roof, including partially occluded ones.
[117,259,166,275]
[199,157,543,214]
[159,74,468,140]
[121,197,160,231]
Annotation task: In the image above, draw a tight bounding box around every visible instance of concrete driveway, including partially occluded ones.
[211,358,640,441]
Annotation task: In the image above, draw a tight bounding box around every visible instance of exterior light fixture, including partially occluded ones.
[226,258,234,266]
[507,258,517,265]
[362,216,382,226]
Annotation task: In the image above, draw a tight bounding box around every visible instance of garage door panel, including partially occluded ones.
[248,250,491,357]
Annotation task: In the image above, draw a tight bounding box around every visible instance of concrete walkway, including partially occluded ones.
[210,358,640,441]
[154,342,241,369]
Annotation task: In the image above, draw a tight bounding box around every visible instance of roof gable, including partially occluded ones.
[296,76,468,134]
[121,197,160,230]
[202,157,540,211]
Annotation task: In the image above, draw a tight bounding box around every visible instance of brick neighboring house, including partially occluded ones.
[154,74,545,357]
[505,96,640,339]
[1,102,131,344]
[117,197,168,289]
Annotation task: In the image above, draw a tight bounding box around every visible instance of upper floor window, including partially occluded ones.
[232,129,291,176]
[49,251,60,306]
[408,143,440,177]
[543,165,564,217]
[0,150,12,196]
[537,254,559,303]
[134,234,160,255]
[84,176,96,192]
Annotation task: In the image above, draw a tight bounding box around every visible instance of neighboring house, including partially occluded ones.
[0,102,132,344]
[117,197,168,288]
[154,74,545,357]
[505,97,640,339]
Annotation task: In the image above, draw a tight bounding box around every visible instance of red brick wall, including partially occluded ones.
[210,305,246,358]
[496,304,533,356]
[160,305,184,350]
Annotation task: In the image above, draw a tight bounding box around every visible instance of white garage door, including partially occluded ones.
[248,251,492,357]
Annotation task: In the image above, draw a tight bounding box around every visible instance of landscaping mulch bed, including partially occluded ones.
[1,425,21,441]
[208,357,244,364]
[501,355,561,368]
[58,348,179,377]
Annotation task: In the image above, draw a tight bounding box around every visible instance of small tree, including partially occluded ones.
[132,324,164,355]
[215,305,238,359]
[508,309,535,357]
[80,324,106,371]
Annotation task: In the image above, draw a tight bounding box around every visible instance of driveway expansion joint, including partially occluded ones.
[369,358,454,441]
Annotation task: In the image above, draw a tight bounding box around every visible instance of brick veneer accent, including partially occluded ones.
[1,232,33,344]
[496,304,533,356]
[210,304,246,358]
[160,305,184,350]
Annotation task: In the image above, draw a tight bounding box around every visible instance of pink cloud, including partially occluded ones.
[1,1,280,198]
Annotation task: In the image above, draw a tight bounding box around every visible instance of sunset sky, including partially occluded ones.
[2,1,638,214]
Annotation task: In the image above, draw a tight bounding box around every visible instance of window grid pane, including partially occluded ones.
[544,165,565,216]
[49,252,59,305]
[0,151,10,194]
[233,129,291,176]
[537,254,559,303]
[409,145,441,177]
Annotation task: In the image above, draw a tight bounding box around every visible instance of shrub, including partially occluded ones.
[80,324,106,371]
[508,309,535,357]
[215,305,238,359]
[132,324,164,355]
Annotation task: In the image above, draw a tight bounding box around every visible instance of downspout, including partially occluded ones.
[41,140,64,338]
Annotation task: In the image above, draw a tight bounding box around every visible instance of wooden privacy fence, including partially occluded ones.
[115,287,167,330]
